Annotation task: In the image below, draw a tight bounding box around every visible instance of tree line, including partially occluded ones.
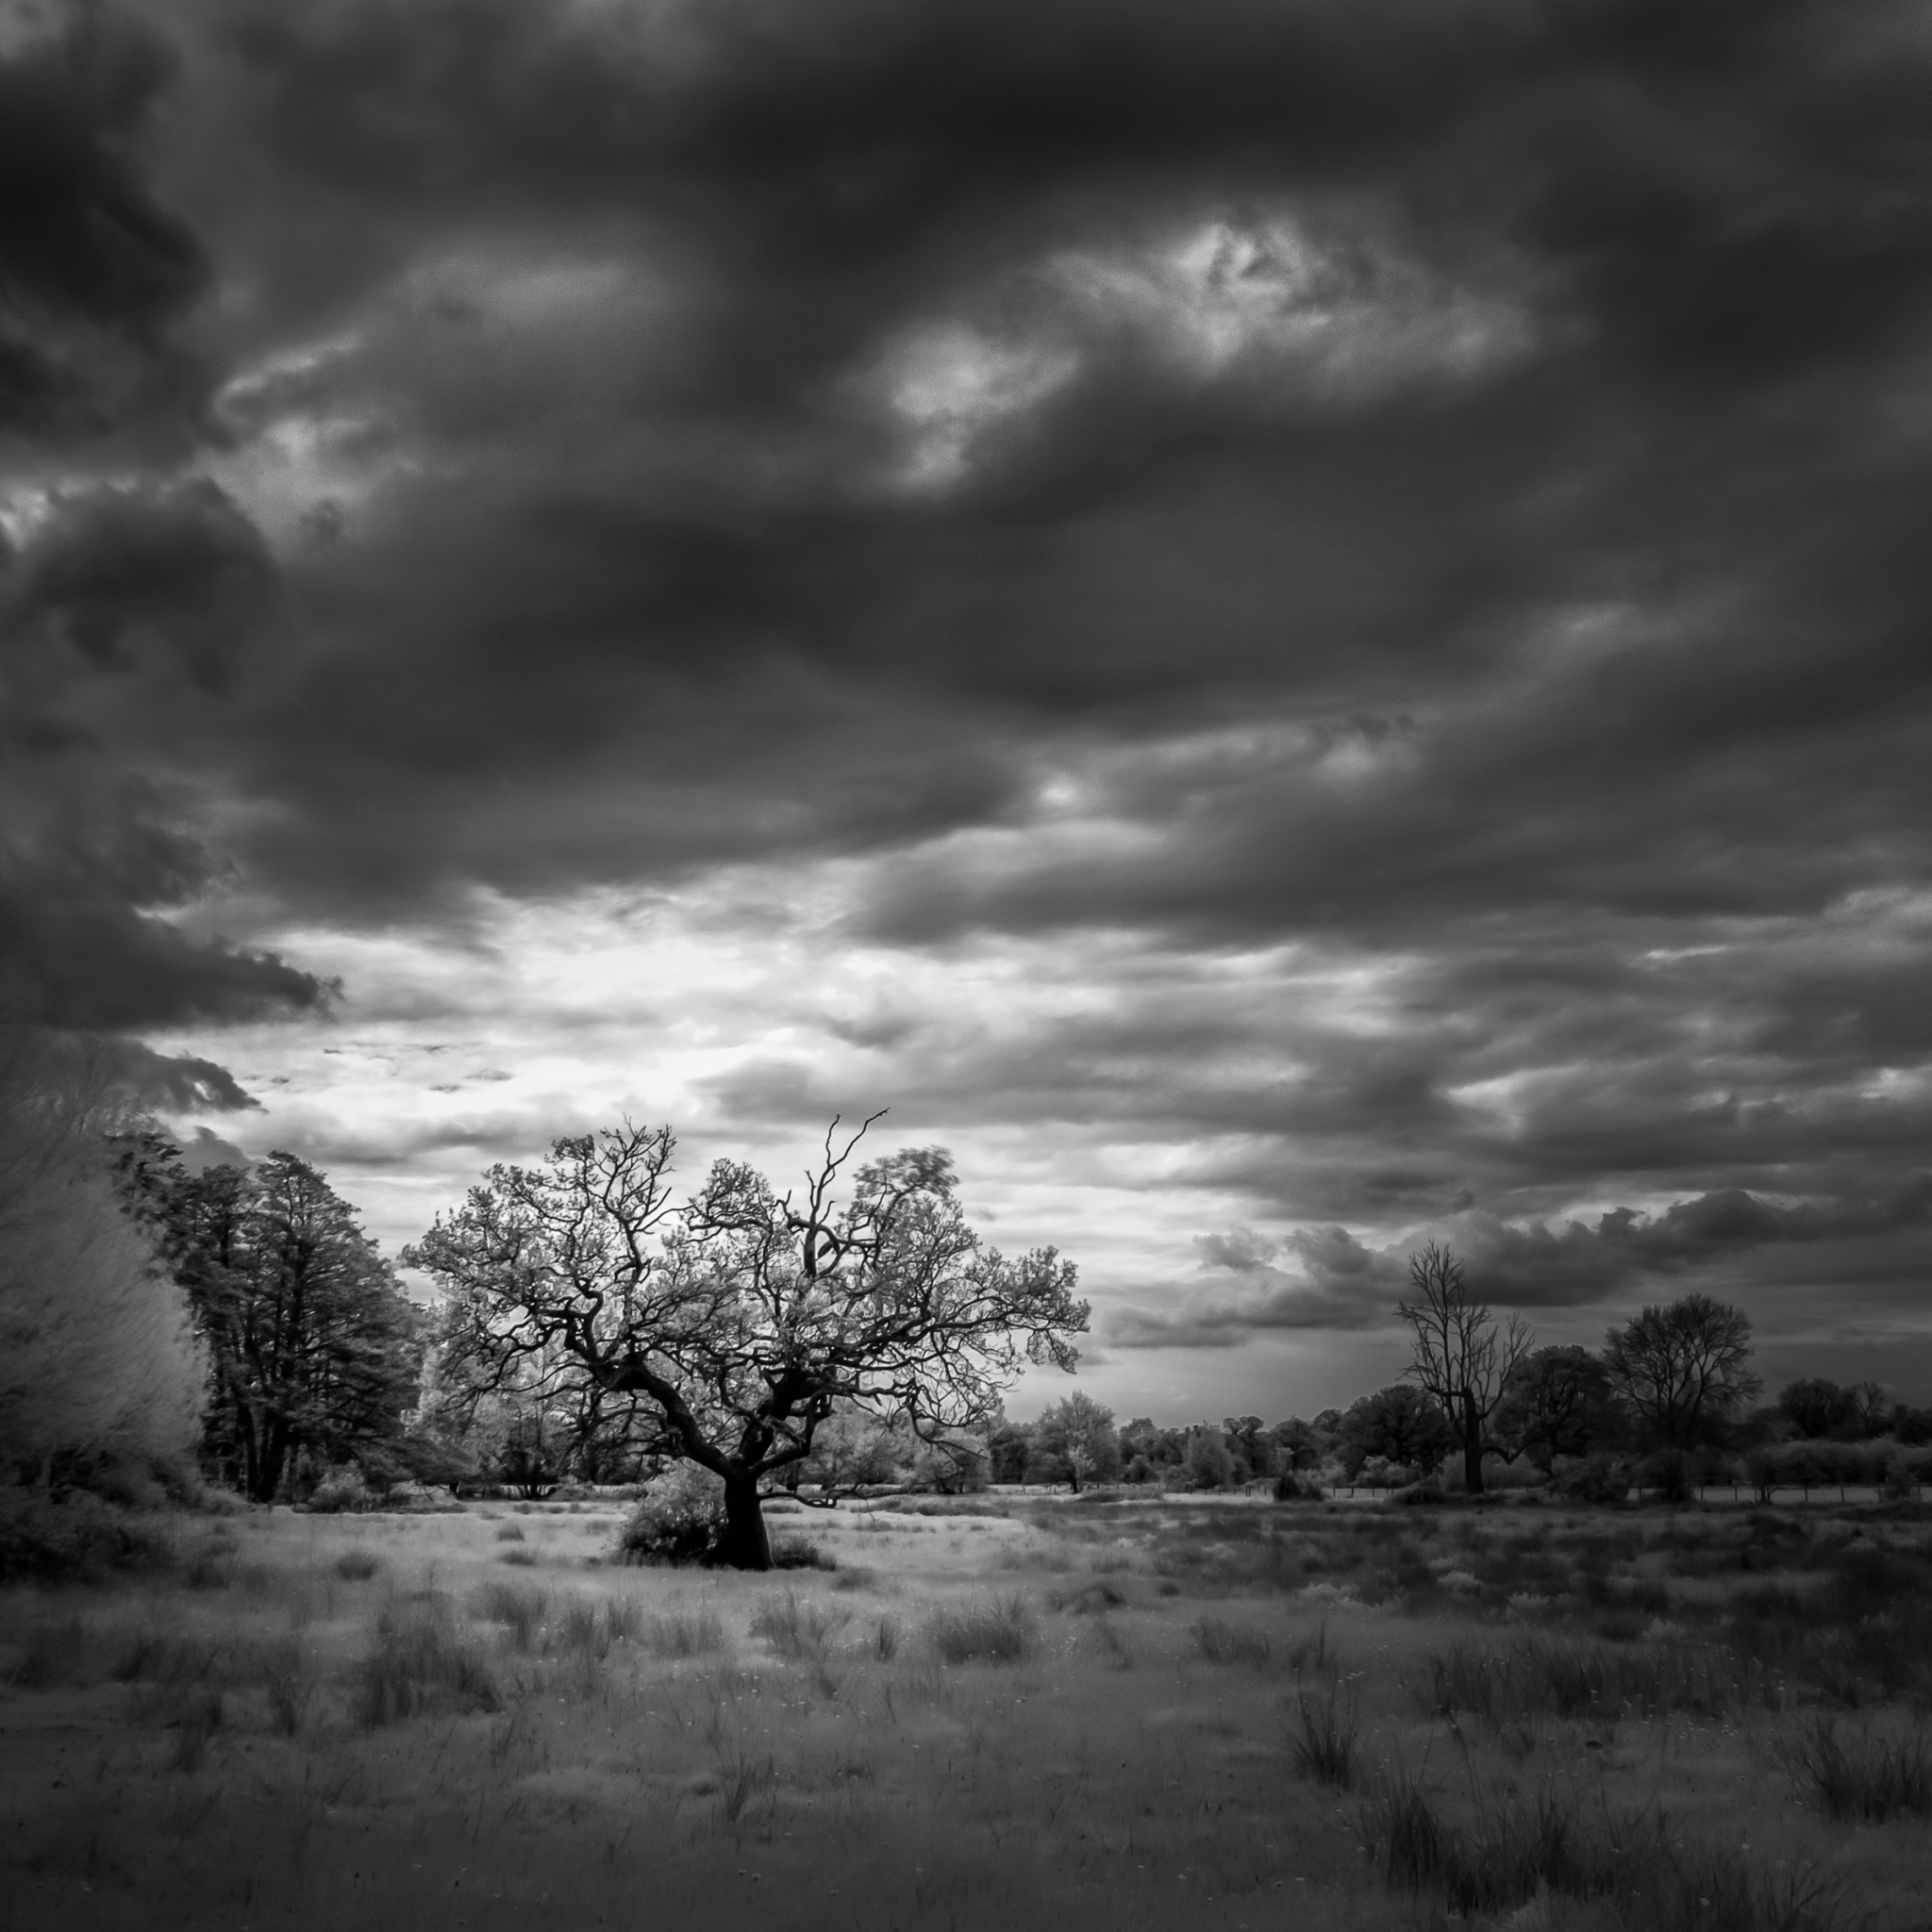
[4,1054,1925,1560]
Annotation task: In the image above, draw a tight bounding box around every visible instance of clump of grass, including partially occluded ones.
[771,1533,835,1570]
[499,1546,540,1567]
[555,1592,611,1660]
[1418,1636,1749,1724]
[1779,1715,1932,1822]
[474,1579,549,1650]
[1286,1681,1358,1788]
[643,1607,726,1658]
[354,1597,499,1727]
[1195,1614,1272,1668]
[1288,1620,1336,1679]
[7,1616,88,1688]
[750,1590,844,1660]
[1355,1768,1852,1931]
[930,1593,1030,1664]
[334,1548,382,1581]
[718,1748,776,1825]
[873,1613,900,1661]
[494,1524,525,1543]
[258,1636,315,1736]
[165,1686,225,1772]
[112,1630,219,1687]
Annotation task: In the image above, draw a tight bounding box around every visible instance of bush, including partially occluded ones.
[1638,1449,1692,1504]
[770,1532,835,1570]
[1273,1470,1323,1502]
[1557,1454,1633,1505]
[0,1484,170,1582]
[616,1463,725,1565]
[308,1466,375,1514]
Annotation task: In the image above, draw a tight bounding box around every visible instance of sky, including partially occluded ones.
[4,0,1932,1423]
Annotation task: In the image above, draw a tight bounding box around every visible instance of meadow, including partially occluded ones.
[3,1491,1931,1932]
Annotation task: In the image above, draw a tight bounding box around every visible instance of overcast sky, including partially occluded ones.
[5,0,1932,1421]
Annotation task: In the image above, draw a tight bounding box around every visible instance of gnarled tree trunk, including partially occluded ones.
[719,1470,773,1571]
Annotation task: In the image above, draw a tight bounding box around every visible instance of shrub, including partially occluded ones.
[308,1466,375,1514]
[0,1485,170,1583]
[1273,1470,1323,1502]
[616,1463,725,1565]
[1638,1449,1692,1504]
[334,1547,382,1581]
[1557,1455,1633,1505]
[931,1593,1031,1663]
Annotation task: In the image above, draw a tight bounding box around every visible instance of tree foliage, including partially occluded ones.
[122,1140,423,1500]
[408,1119,1087,1568]
[1494,1345,1620,1472]
[0,1027,204,1486]
[1602,1292,1760,1451]
[1339,1384,1453,1478]
[1033,1391,1121,1492]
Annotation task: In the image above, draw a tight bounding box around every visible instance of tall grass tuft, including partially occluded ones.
[750,1590,843,1660]
[1196,1614,1273,1668]
[474,1580,549,1651]
[1419,1636,1752,1724]
[334,1548,382,1581]
[1286,1681,1358,1788]
[354,1597,500,1727]
[258,1635,315,1736]
[1355,1767,1854,1931]
[642,1607,726,1658]
[930,1593,1030,1664]
[1779,1715,1932,1822]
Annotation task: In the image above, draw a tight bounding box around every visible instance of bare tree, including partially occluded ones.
[1395,1241,1529,1494]
[408,1117,1088,1569]
[1603,1293,1760,1450]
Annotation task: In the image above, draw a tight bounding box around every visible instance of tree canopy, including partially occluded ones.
[407,1119,1088,1568]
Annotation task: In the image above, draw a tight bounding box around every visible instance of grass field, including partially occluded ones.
[4,1491,1931,1932]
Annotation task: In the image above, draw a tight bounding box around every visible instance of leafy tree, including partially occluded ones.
[1185,1426,1235,1491]
[1222,1415,1279,1481]
[1603,1293,1760,1452]
[1271,1417,1322,1473]
[1395,1242,1529,1493]
[408,1120,1086,1569]
[1494,1346,1620,1472]
[1339,1385,1452,1478]
[1777,1377,1857,1440]
[2,1028,204,1488]
[123,1140,422,1500]
[1033,1391,1121,1492]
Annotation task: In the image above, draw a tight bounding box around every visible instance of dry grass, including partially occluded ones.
[1,1493,1929,1931]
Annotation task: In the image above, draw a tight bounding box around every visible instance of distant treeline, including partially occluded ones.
[1,1038,1925,1512]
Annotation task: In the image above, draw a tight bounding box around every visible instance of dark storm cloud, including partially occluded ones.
[5,0,1932,1364]
[0,478,328,1027]
[0,4,208,440]
[1110,1179,1932,1348]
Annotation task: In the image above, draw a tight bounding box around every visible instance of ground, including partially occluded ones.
[2,1491,1930,1932]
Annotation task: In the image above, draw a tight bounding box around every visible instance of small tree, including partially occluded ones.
[1395,1243,1528,1494]
[1033,1391,1121,1492]
[1185,1426,1235,1491]
[1339,1384,1453,1478]
[408,1119,1086,1570]
[1603,1293,1760,1452]
[1493,1345,1620,1473]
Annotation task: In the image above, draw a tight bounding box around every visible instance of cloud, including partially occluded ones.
[4,0,1932,1394]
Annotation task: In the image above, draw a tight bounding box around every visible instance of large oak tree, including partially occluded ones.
[407,1120,1088,1569]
